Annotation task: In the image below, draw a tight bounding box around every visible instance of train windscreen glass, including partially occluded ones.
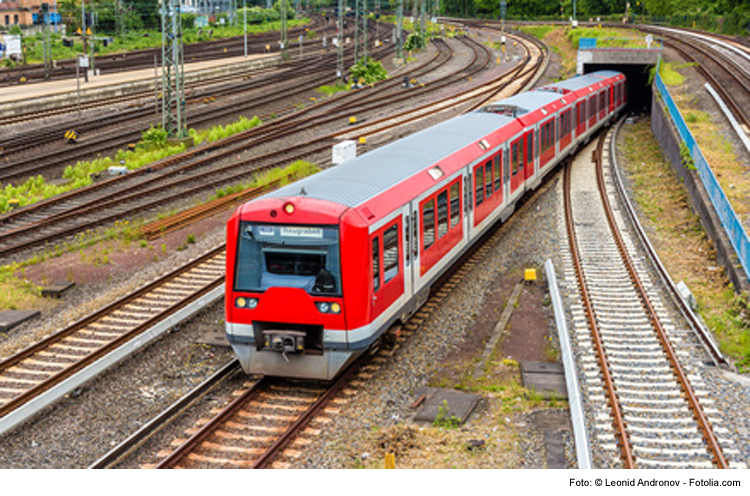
[234,222,342,296]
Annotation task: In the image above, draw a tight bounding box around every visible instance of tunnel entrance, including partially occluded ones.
[583,63,654,113]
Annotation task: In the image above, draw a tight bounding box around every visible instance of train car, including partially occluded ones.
[225,70,627,380]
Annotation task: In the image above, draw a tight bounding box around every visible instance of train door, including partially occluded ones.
[369,216,405,319]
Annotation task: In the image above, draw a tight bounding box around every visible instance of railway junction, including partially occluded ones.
[0,13,749,472]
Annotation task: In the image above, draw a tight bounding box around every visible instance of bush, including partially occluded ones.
[141,125,168,149]
[349,56,388,85]
[403,32,427,52]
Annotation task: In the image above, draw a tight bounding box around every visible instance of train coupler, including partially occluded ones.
[262,330,306,362]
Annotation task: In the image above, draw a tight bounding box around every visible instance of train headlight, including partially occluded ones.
[236,297,259,309]
[283,202,295,215]
[316,302,341,314]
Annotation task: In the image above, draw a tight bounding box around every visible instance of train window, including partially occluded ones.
[372,237,380,292]
[511,142,519,176]
[493,155,501,191]
[485,161,493,198]
[589,96,596,119]
[423,198,435,250]
[474,165,485,206]
[450,182,461,228]
[234,223,342,296]
[437,190,449,238]
[383,224,399,284]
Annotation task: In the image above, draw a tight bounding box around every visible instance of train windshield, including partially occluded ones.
[234,222,342,296]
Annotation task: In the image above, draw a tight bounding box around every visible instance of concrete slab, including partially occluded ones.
[520,361,568,399]
[0,309,41,333]
[41,282,76,298]
[411,387,481,425]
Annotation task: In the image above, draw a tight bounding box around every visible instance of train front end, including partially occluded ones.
[225,196,366,380]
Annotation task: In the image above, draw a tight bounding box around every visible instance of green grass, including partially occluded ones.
[0,115,262,214]
[517,25,554,40]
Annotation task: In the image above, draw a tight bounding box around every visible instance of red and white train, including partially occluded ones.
[225,70,627,379]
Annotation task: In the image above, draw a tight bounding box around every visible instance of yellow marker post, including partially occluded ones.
[385,453,395,469]
[524,268,537,282]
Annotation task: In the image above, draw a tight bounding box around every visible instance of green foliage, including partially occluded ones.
[679,141,696,171]
[725,292,750,372]
[316,82,350,97]
[188,115,261,145]
[403,32,428,52]
[432,400,462,429]
[349,56,388,85]
[141,125,168,149]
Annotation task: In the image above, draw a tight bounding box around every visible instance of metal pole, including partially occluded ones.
[154,53,159,119]
[76,56,81,121]
[243,0,247,57]
[396,0,403,60]
[336,0,343,80]
[82,0,88,82]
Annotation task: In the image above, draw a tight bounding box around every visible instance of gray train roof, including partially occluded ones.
[264,71,620,210]
[265,111,514,208]
[537,71,615,92]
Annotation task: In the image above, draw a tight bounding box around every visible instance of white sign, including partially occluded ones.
[5,35,21,57]
[79,55,89,68]
[281,227,323,238]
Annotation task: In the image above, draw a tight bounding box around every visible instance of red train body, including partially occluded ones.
[225,70,627,379]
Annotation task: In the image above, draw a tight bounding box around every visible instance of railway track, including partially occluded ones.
[562,122,744,468]
[652,27,750,133]
[0,245,225,436]
[150,371,355,468]
[0,31,547,453]
[0,37,396,185]
[0,16,331,87]
[0,34,545,265]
